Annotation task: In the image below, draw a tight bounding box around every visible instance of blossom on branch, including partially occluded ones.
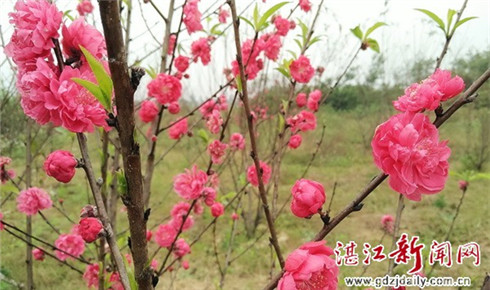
[278,241,339,289]
[43,150,77,183]
[372,112,451,201]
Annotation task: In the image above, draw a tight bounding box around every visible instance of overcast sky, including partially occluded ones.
[1,0,488,100]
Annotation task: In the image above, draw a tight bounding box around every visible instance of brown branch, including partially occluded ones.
[3,227,84,275]
[228,0,285,269]
[25,118,34,290]
[98,1,151,288]
[77,134,131,289]
[435,0,469,70]
[387,194,405,275]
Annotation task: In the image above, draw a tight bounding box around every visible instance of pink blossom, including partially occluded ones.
[200,99,219,117]
[430,69,465,101]
[183,0,203,33]
[288,134,302,149]
[231,38,266,80]
[202,187,217,206]
[296,93,307,108]
[16,58,59,126]
[278,241,338,290]
[307,97,319,112]
[146,230,153,242]
[155,223,178,248]
[150,259,158,270]
[0,157,15,184]
[206,109,223,134]
[168,118,188,140]
[381,214,394,234]
[167,34,176,55]
[83,264,100,288]
[147,73,182,105]
[393,81,441,113]
[458,180,468,191]
[217,95,228,111]
[167,102,181,114]
[55,233,85,261]
[218,7,230,23]
[231,212,239,220]
[372,112,451,201]
[290,55,315,84]
[62,18,106,67]
[261,33,282,61]
[174,55,190,73]
[77,0,94,16]
[287,110,317,133]
[78,217,103,243]
[309,89,322,102]
[169,202,194,231]
[208,140,227,164]
[80,205,98,218]
[246,161,272,187]
[393,70,464,112]
[182,260,190,269]
[5,0,62,67]
[0,212,4,231]
[229,133,245,150]
[17,187,52,215]
[290,179,325,218]
[274,15,291,36]
[139,100,159,123]
[191,37,211,65]
[173,238,191,258]
[32,248,45,261]
[109,272,124,290]
[170,215,194,231]
[210,202,225,217]
[43,150,77,183]
[50,67,109,133]
[194,201,204,215]
[209,173,220,189]
[173,165,208,200]
[299,0,312,12]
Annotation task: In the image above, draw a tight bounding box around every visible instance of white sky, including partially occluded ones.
[1,0,489,100]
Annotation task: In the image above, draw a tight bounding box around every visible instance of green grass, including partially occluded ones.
[1,104,489,290]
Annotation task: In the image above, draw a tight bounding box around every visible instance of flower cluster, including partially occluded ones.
[371,70,463,200]
[0,156,15,184]
[17,187,53,216]
[6,2,110,133]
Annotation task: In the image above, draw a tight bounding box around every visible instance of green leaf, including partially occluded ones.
[364,22,386,39]
[63,10,74,21]
[446,9,457,29]
[145,66,157,79]
[210,23,223,35]
[278,114,285,132]
[219,191,236,203]
[350,25,363,40]
[253,4,259,29]
[116,170,128,195]
[239,16,255,30]
[79,46,113,111]
[71,78,108,108]
[286,49,297,59]
[275,67,290,78]
[294,39,303,50]
[281,99,289,114]
[453,16,477,31]
[197,129,209,143]
[257,2,289,31]
[366,38,380,53]
[415,8,446,34]
[297,20,308,47]
[236,75,243,93]
[308,35,322,47]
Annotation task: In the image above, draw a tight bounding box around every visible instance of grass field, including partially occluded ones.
[1,102,489,289]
